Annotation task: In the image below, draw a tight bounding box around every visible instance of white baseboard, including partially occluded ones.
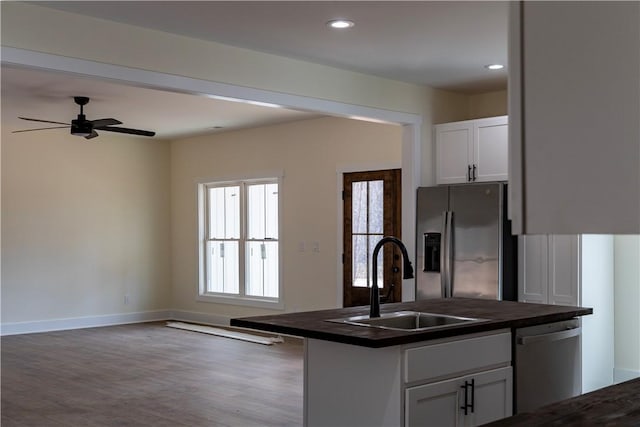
[0,309,284,337]
[614,368,640,384]
[0,310,172,336]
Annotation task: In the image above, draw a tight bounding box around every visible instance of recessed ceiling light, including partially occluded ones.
[327,19,355,29]
[485,64,504,70]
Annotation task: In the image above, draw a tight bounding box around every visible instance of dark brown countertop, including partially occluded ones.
[484,378,640,426]
[230,298,592,348]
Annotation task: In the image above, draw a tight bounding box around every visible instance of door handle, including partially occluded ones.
[467,164,472,182]
[460,379,475,415]
[472,164,477,181]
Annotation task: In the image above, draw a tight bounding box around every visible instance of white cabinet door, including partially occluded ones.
[405,367,512,427]
[405,377,461,427]
[436,122,473,184]
[518,235,580,306]
[474,117,508,183]
[462,367,513,427]
[508,1,640,234]
[436,116,508,185]
[517,235,548,304]
[548,235,580,306]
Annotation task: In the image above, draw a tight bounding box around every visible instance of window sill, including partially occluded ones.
[197,293,285,310]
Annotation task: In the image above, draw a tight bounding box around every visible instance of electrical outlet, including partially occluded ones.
[124,295,130,305]
[312,242,320,253]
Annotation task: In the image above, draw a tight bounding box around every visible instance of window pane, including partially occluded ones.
[352,234,368,287]
[352,181,368,234]
[247,184,265,239]
[207,240,239,294]
[368,180,384,233]
[246,241,279,297]
[208,187,225,239]
[247,183,279,240]
[208,186,240,239]
[265,183,279,239]
[225,186,240,239]
[369,235,384,288]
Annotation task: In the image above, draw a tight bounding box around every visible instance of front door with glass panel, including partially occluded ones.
[343,169,401,307]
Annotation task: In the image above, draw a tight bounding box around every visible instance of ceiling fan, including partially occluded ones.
[12,96,155,139]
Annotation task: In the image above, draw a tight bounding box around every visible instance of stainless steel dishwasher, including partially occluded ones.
[515,318,582,413]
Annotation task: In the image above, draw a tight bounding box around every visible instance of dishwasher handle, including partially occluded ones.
[517,326,581,345]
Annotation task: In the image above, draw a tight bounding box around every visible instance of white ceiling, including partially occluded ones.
[3,1,509,140]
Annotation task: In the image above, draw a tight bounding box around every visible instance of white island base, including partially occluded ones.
[303,329,513,427]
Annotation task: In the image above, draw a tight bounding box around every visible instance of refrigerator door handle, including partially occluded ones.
[445,211,454,297]
[440,211,449,298]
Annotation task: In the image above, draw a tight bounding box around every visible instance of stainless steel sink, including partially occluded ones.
[327,311,487,331]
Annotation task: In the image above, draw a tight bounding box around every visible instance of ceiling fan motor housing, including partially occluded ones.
[71,114,93,137]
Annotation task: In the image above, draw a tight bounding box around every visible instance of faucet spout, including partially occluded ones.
[370,236,414,318]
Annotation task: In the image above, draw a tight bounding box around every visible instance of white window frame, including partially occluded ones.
[197,174,284,309]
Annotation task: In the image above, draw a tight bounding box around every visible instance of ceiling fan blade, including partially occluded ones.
[91,118,122,128]
[12,126,70,133]
[19,117,70,126]
[85,130,99,140]
[100,127,155,137]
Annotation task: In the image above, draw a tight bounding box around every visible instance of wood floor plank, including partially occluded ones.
[1,322,304,426]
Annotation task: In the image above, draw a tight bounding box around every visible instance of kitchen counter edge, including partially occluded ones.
[230,298,592,348]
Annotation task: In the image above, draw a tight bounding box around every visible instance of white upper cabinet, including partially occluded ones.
[436,116,508,185]
[518,235,581,306]
[508,1,640,234]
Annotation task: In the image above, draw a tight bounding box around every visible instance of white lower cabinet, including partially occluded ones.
[304,330,512,427]
[406,367,512,427]
[403,330,512,427]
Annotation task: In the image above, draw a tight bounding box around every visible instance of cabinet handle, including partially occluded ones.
[472,164,477,181]
[467,165,472,182]
[460,379,475,415]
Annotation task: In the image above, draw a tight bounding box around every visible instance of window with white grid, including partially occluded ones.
[198,177,281,307]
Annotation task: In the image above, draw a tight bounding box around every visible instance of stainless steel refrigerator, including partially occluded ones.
[416,183,517,300]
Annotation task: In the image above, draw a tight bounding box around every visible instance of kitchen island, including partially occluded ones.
[231,298,592,427]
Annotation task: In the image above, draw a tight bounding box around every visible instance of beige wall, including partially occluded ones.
[614,235,640,378]
[468,90,508,119]
[171,117,402,319]
[1,127,172,324]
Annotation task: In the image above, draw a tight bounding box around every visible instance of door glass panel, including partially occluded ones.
[352,235,368,287]
[352,181,368,234]
[368,180,384,233]
[351,180,384,288]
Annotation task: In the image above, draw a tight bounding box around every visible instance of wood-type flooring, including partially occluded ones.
[1,322,303,426]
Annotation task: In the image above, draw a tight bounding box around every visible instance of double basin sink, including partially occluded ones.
[327,311,487,332]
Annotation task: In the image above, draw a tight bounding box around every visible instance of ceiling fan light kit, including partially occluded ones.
[13,96,155,140]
